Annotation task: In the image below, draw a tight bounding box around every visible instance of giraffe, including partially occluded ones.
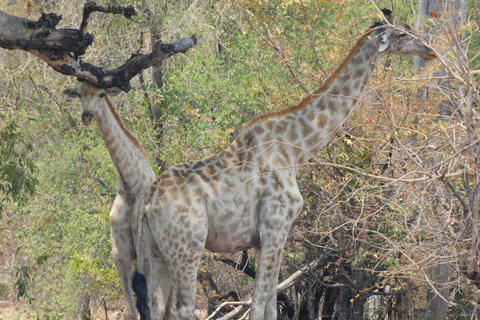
[133,9,437,320]
[64,81,156,320]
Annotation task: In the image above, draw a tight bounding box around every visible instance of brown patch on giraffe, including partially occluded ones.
[342,85,352,98]
[315,114,328,129]
[264,120,275,131]
[316,100,327,111]
[121,159,133,171]
[272,174,285,192]
[287,124,300,142]
[272,156,286,169]
[274,121,288,136]
[328,99,340,114]
[255,125,266,135]
[299,118,314,137]
[263,132,275,142]
[219,157,230,169]
[167,187,179,199]
[277,143,290,159]
[305,133,318,148]
[109,145,120,158]
[228,143,237,154]
[156,187,166,200]
[245,134,258,149]
[351,53,364,66]
[286,191,298,205]
[192,161,205,171]
[198,171,211,183]
[104,134,115,146]
[353,67,366,80]
[229,138,243,152]
[328,85,340,96]
[174,174,186,185]
[206,164,218,176]
[338,71,352,84]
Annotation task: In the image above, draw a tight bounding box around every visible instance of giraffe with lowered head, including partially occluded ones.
[64,81,156,320]
[133,9,437,320]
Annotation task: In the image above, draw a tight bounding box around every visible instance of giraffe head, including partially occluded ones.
[370,8,437,61]
[64,81,122,126]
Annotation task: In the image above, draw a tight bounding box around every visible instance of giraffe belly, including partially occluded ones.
[204,217,260,253]
[205,233,259,253]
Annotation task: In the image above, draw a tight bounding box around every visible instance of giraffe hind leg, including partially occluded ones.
[109,198,137,320]
[135,213,173,320]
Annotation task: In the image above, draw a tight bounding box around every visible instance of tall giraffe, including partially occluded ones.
[64,81,156,320]
[133,9,436,320]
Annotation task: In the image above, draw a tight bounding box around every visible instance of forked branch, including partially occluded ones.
[0,1,196,91]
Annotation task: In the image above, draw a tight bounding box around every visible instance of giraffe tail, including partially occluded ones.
[132,268,150,320]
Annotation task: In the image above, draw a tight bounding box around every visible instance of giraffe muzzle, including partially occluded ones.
[81,111,95,126]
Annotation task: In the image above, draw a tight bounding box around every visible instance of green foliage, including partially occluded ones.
[0,117,38,209]
[14,266,31,301]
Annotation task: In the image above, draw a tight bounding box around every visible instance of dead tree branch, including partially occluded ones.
[79,0,137,39]
[0,2,196,91]
[214,254,331,320]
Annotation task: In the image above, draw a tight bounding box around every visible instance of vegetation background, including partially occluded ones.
[0,0,479,319]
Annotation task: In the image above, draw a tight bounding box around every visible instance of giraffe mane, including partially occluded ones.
[243,24,375,129]
[104,96,150,161]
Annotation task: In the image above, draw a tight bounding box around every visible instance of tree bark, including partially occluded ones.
[144,1,167,167]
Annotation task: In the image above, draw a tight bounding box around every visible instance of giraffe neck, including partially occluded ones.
[94,97,154,197]
[298,30,381,158]
[230,28,381,169]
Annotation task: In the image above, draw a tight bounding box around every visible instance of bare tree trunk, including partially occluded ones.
[150,10,166,169]
[399,1,469,319]
[139,1,168,169]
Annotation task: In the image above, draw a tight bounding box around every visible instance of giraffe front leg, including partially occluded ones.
[110,197,137,320]
[251,203,300,320]
[250,246,284,320]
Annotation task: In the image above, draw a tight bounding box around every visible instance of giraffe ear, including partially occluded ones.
[378,34,389,52]
[63,87,80,98]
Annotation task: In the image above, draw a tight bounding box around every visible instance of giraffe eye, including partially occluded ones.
[99,93,106,98]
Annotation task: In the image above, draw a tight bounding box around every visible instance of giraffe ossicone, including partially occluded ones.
[131,8,436,320]
[64,82,156,320]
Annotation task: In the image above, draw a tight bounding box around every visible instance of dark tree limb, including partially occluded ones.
[0,3,196,92]
[215,250,256,279]
[0,11,93,56]
[79,0,137,39]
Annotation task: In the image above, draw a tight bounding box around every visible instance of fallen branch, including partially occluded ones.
[213,254,331,319]
[277,254,331,294]
[206,300,251,320]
